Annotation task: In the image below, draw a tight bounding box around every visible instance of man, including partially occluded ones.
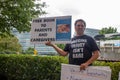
[45,19,100,70]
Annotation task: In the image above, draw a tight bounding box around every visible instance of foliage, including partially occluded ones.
[23,47,34,54]
[0,0,47,35]
[0,35,22,53]
[110,36,120,40]
[0,54,120,80]
[99,27,117,35]
[0,54,68,80]
[56,44,65,50]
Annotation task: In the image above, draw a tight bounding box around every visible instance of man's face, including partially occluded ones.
[75,21,85,35]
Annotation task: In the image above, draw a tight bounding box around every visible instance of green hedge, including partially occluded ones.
[0,54,120,80]
[0,54,68,80]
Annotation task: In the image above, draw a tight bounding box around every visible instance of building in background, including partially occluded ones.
[84,28,99,37]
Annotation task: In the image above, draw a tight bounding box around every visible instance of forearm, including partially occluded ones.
[52,44,68,56]
[85,50,100,65]
[80,50,100,70]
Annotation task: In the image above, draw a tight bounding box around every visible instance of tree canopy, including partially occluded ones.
[0,35,22,53]
[95,26,119,40]
[99,26,117,35]
[0,0,46,35]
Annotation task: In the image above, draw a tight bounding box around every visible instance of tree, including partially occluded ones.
[0,35,22,54]
[23,47,34,54]
[0,0,46,35]
[99,26,117,35]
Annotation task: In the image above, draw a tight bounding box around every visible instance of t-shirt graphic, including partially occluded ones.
[71,39,87,58]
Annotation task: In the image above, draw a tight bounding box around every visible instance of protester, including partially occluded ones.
[45,19,100,70]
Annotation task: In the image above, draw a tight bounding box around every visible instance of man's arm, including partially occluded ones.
[80,50,100,70]
[45,41,68,56]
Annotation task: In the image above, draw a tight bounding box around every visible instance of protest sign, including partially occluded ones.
[61,64,111,80]
[30,16,71,44]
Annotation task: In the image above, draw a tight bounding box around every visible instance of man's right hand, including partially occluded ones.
[45,41,53,46]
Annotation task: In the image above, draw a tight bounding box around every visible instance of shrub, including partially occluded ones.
[0,54,120,80]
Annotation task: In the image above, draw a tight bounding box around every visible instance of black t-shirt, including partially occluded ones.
[64,35,99,65]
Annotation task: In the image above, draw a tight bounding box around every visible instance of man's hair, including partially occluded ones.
[74,19,86,27]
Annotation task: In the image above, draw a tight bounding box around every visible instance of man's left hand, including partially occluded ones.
[80,63,88,70]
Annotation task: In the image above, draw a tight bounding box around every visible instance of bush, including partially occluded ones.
[0,54,68,80]
[0,54,120,80]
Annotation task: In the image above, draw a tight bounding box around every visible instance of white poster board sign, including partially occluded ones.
[30,16,71,44]
[61,64,111,80]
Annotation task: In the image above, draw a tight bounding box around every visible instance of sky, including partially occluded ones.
[40,0,120,35]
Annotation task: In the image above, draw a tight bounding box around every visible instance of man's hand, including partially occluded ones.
[45,41,53,46]
[80,63,88,70]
